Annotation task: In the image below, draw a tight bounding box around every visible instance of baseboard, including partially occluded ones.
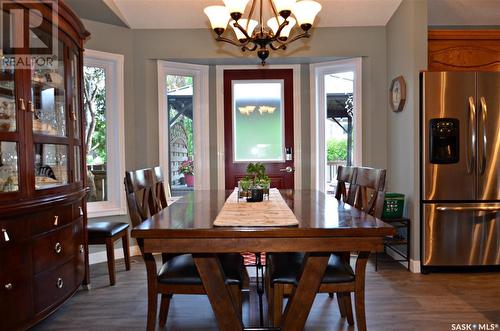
[89,245,141,265]
[383,249,421,273]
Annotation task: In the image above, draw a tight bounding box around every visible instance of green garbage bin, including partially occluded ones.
[382,193,405,219]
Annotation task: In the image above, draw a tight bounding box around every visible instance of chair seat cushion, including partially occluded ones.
[87,222,129,238]
[158,253,244,286]
[268,253,355,285]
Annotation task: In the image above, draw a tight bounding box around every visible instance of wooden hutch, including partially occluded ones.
[0,1,90,329]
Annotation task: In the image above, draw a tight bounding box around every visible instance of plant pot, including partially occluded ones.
[184,174,194,187]
[246,188,264,202]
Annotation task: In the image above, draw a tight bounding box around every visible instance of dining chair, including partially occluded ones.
[267,166,388,328]
[350,167,386,217]
[125,168,245,330]
[335,165,356,204]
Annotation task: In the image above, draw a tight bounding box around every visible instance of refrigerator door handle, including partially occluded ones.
[466,96,476,174]
[437,206,499,212]
[478,97,487,175]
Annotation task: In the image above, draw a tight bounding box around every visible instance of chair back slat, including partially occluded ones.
[124,168,158,227]
[334,166,355,203]
[153,166,171,213]
[350,167,386,218]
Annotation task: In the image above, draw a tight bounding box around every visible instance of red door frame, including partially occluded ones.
[223,69,294,190]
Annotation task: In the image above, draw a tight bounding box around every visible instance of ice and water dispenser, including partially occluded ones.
[429,118,459,164]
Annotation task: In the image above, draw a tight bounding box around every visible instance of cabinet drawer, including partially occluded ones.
[0,217,30,247]
[33,258,77,314]
[32,220,83,274]
[0,266,32,329]
[31,204,74,236]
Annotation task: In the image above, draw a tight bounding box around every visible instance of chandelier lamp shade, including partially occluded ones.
[204,0,322,64]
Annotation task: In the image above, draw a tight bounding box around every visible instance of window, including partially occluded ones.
[84,50,125,217]
[158,61,210,195]
[310,58,362,193]
[232,80,285,162]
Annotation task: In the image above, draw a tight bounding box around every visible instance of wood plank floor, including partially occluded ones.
[32,255,500,331]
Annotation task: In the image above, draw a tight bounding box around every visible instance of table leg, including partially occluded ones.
[280,253,329,331]
[144,253,158,331]
[193,254,244,331]
[354,251,370,331]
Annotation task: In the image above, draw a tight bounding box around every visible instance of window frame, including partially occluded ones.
[310,58,363,193]
[157,61,210,191]
[84,49,126,218]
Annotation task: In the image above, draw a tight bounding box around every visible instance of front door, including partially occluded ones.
[224,69,294,189]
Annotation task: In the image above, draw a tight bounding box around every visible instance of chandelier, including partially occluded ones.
[204,0,322,65]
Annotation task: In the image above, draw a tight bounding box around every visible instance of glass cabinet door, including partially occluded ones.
[0,141,19,192]
[31,40,66,137]
[34,143,68,190]
[70,52,81,139]
[0,66,17,133]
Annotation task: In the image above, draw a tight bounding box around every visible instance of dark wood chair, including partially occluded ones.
[350,166,386,218]
[335,165,356,204]
[267,167,388,330]
[87,222,131,286]
[125,168,245,331]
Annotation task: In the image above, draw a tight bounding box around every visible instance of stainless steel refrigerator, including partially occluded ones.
[421,71,500,270]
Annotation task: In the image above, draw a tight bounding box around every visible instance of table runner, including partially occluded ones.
[213,188,299,227]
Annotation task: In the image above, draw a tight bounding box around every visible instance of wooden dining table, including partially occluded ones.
[131,189,395,331]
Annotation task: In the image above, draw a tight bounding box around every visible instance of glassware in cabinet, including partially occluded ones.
[0,66,16,133]
[34,144,68,190]
[0,141,19,192]
[31,40,66,137]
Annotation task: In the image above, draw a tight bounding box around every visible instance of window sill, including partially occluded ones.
[87,206,127,219]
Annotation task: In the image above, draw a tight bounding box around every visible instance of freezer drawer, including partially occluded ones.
[423,203,500,266]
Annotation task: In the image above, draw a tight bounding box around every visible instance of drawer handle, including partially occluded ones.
[4,283,13,290]
[79,207,84,216]
[56,278,64,289]
[54,215,59,226]
[79,244,84,253]
[55,242,62,254]
[28,100,34,113]
[1,229,9,242]
[19,98,26,111]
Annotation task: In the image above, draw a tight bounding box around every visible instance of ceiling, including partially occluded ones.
[64,0,500,29]
[84,0,402,29]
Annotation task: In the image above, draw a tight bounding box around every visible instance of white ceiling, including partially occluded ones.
[428,0,500,26]
[106,0,403,29]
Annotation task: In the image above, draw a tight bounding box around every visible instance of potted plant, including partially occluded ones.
[178,159,194,187]
[238,162,270,202]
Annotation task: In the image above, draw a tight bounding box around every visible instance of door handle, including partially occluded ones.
[466,97,476,174]
[478,97,487,175]
[280,166,294,173]
[437,206,499,212]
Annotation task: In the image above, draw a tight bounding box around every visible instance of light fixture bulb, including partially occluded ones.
[204,5,230,32]
[230,19,258,41]
[223,0,250,15]
[267,16,296,39]
[293,0,321,30]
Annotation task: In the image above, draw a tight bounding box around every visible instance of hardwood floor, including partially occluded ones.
[32,255,500,331]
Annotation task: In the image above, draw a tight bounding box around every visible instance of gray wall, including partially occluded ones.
[82,20,388,253]
[82,19,388,188]
[386,0,428,264]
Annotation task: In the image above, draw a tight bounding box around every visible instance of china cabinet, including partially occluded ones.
[0,1,90,329]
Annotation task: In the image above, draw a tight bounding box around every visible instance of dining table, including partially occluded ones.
[131,189,395,331]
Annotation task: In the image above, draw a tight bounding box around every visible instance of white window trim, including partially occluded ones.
[310,58,362,193]
[84,49,126,218]
[215,64,302,190]
[157,61,210,191]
